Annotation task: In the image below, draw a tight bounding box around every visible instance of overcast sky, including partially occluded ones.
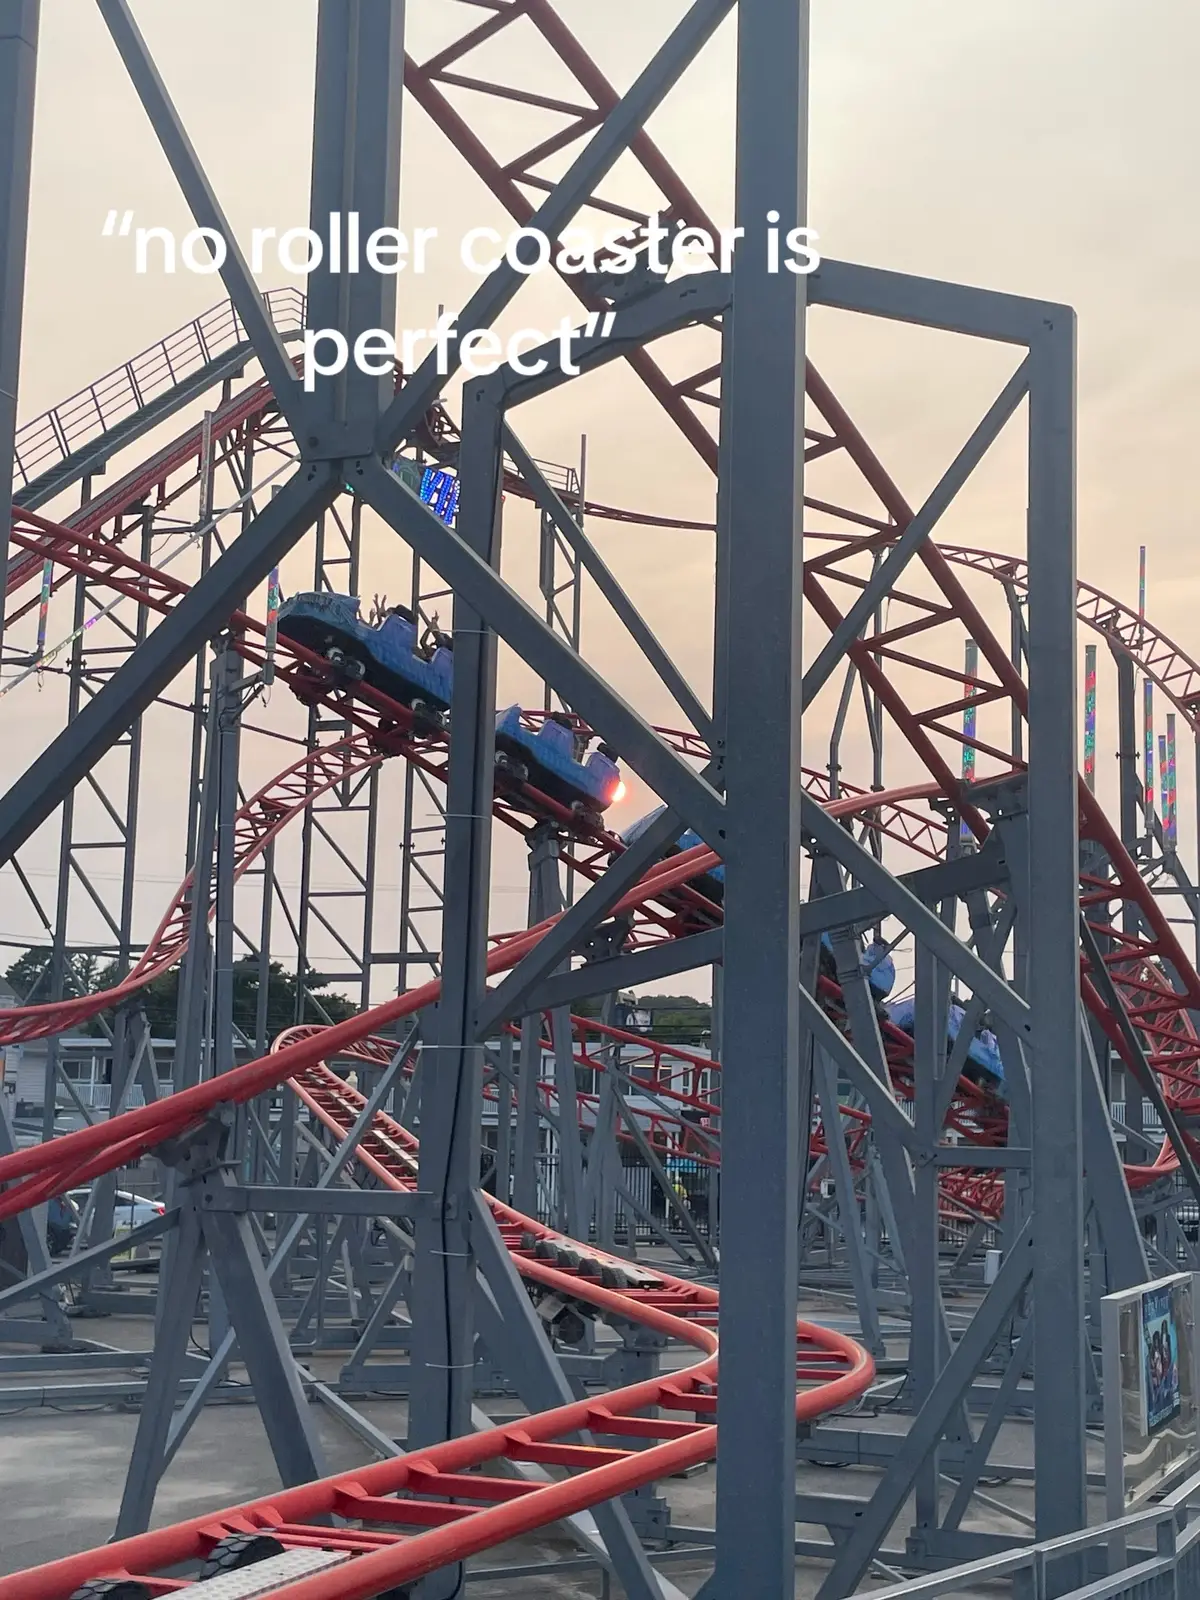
[6,0,1199,995]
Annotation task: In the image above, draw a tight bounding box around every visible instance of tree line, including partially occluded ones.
[3,948,357,1039]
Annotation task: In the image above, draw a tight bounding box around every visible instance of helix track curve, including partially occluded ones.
[0,1041,871,1600]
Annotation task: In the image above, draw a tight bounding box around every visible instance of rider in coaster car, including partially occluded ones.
[380,603,419,655]
[418,614,454,657]
[862,939,896,998]
[819,932,885,986]
[586,741,621,787]
[428,629,453,675]
[541,710,579,758]
[819,933,895,1020]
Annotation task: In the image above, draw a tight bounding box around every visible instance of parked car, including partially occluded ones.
[68,1188,166,1266]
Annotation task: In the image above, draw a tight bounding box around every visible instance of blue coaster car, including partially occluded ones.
[494,706,622,815]
[276,592,453,718]
[819,932,896,1000]
[621,805,724,903]
[861,940,897,999]
[885,996,1005,1093]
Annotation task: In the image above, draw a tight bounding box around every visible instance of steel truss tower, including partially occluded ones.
[2,4,1200,1600]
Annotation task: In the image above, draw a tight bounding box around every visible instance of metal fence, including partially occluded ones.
[11,286,306,490]
[857,1465,1200,1600]
[481,1143,717,1244]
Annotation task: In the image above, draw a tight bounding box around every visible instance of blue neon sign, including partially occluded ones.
[420,467,460,526]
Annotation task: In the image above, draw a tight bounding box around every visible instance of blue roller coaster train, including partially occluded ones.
[276,594,625,818]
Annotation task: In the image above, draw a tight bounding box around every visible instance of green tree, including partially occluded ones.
[4,946,106,1004]
[4,948,357,1042]
[569,992,712,1046]
[91,957,357,1039]
[636,994,712,1045]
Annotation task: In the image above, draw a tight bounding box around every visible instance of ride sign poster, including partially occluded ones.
[1103,1273,1200,1515]
[1141,1284,1183,1434]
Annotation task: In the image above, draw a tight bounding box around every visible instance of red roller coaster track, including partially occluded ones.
[0,1047,871,1600]
[5,499,1200,1221]
[6,497,1197,1218]
[0,841,877,1597]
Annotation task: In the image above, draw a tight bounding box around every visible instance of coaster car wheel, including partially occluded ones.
[68,1584,154,1600]
[198,1532,286,1577]
[571,800,605,833]
[494,751,529,783]
[410,698,446,733]
[324,645,366,682]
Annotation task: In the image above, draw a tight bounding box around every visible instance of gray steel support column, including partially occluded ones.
[1114,648,1142,873]
[1026,314,1086,1556]
[172,653,222,1095]
[493,1031,514,1204]
[358,763,381,1012]
[293,744,318,1025]
[811,1045,884,1358]
[549,1004,585,1236]
[206,639,242,1349]
[255,839,276,1058]
[513,1012,541,1219]
[471,1197,684,1600]
[711,2,809,1593]
[1006,583,1026,763]
[212,638,241,1082]
[114,1204,206,1537]
[40,565,88,1145]
[183,503,215,878]
[84,1008,132,1296]
[1112,651,1146,1136]
[198,1174,326,1490]
[709,963,723,1247]
[307,0,404,434]
[989,828,1035,1259]
[88,511,156,1270]
[0,0,39,662]
[911,944,940,1533]
[406,381,502,1481]
[584,994,621,1249]
[527,829,585,1237]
